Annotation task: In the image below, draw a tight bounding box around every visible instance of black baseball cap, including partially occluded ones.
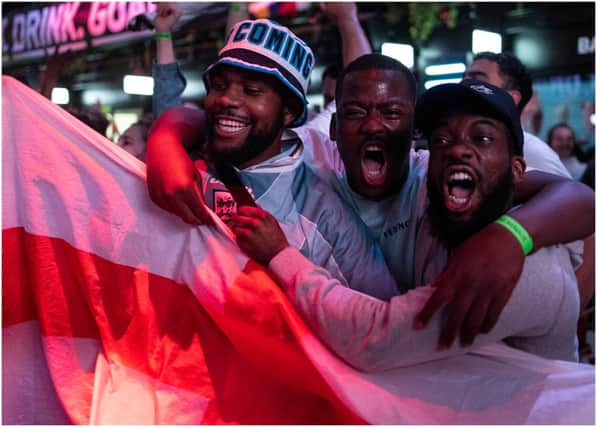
[415,79,524,155]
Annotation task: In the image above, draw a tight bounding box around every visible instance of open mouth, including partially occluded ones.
[215,116,250,135]
[361,143,387,185]
[443,169,477,213]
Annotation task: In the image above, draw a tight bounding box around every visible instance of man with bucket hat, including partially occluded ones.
[146,19,398,301]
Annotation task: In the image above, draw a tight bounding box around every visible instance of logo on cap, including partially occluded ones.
[470,84,494,95]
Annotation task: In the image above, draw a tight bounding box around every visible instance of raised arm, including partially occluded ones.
[152,2,186,118]
[416,170,594,347]
[320,2,372,65]
[299,4,371,165]
[510,170,595,248]
[152,3,251,120]
[145,106,212,225]
[154,2,181,64]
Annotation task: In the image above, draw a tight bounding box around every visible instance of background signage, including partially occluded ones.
[3,2,156,63]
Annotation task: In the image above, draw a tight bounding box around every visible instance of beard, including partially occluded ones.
[207,109,286,167]
[427,166,515,249]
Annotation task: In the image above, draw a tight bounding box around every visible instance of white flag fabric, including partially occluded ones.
[2,75,594,424]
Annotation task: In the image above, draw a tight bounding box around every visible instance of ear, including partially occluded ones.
[507,89,522,107]
[511,156,526,183]
[330,113,337,141]
[282,105,297,127]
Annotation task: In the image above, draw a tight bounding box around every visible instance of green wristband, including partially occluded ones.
[154,32,172,40]
[495,214,533,255]
[229,3,248,12]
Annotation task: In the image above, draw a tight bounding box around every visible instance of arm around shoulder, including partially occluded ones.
[149,106,207,152]
[512,170,595,250]
[145,106,212,225]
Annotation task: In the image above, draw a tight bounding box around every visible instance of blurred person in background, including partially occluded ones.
[463,51,571,178]
[321,63,341,109]
[69,106,110,137]
[521,91,543,136]
[117,118,153,161]
[547,123,588,180]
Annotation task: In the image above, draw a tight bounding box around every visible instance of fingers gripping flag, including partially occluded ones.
[2,76,594,424]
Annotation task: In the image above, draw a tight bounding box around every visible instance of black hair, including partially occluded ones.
[71,107,110,136]
[473,52,533,113]
[131,117,153,142]
[546,122,586,161]
[335,53,417,104]
[546,122,576,147]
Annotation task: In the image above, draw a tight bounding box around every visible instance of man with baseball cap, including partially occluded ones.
[413,79,592,346]
[416,78,526,251]
[414,79,584,358]
[227,80,584,365]
[415,79,532,263]
[463,52,595,333]
[146,19,398,301]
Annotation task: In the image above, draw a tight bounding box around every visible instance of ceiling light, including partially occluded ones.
[381,43,414,69]
[123,75,154,96]
[424,62,466,76]
[51,87,69,104]
[472,29,502,54]
[424,78,462,90]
